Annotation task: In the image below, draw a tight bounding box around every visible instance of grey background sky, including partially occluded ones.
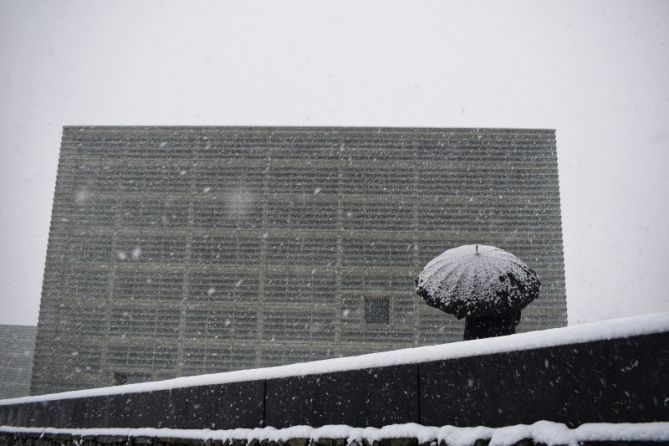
[1,0,668,326]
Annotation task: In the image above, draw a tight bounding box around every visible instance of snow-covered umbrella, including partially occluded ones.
[415,244,541,340]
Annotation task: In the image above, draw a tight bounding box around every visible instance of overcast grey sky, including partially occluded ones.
[1,0,668,326]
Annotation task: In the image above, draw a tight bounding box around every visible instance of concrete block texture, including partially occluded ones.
[30,127,567,394]
[0,325,36,399]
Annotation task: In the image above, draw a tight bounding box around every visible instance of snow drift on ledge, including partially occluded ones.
[1,312,668,405]
[2,422,669,446]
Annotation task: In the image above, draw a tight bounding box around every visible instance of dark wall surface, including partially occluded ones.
[1,332,667,429]
[265,364,419,428]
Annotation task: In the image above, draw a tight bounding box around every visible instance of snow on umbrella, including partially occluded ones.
[415,244,541,339]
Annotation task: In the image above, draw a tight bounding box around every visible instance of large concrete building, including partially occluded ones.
[31,127,567,394]
[0,325,36,399]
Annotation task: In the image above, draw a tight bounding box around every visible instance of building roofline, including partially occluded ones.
[61,125,556,133]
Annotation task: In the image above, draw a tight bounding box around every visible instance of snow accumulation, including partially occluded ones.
[416,244,540,318]
[2,422,669,446]
[1,312,668,406]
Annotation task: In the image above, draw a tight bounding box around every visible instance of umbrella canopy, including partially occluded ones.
[415,244,540,319]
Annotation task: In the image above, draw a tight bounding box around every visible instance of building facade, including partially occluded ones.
[31,127,567,394]
[0,325,36,399]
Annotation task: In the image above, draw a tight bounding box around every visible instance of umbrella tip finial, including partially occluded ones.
[476,244,479,255]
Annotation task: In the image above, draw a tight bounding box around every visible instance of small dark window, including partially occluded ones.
[364,297,389,323]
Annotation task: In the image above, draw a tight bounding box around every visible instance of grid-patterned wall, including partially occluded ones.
[31,127,567,394]
[0,325,36,399]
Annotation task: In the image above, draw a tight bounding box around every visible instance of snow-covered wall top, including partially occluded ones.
[2,312,668,406]
[3,422,669,446]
